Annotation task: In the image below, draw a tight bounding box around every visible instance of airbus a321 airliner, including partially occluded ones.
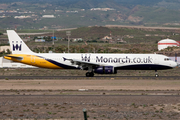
[4,30,177,77]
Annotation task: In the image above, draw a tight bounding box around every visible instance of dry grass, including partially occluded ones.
[0,68,180,77]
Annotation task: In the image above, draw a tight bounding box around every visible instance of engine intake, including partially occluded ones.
[94,66,117,74]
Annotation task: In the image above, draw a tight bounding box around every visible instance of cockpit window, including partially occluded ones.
[164,58,171,61]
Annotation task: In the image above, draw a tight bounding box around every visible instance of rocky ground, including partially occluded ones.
[0,79,180,119]
[0,95,180,119]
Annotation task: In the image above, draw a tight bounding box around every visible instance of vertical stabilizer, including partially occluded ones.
[7,30,33,54]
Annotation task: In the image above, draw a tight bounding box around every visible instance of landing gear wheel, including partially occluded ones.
[155,74,159,77]
[90,72,94,77]
[86,72,94,77]
[86,72,90,77]
[155,70,159,77]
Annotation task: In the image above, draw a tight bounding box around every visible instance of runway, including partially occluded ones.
[0,75,180,79]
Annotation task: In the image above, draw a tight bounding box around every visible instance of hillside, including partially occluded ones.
[0,0,180,29]
[50,26,178,44]
[20,26,179,54]
[2,0,180,9]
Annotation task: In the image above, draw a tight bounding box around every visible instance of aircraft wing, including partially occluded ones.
[63,57,101,69]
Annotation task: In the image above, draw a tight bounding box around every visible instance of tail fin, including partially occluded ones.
[7,30,33,54]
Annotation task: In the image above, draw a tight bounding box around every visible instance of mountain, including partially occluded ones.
[0,0,179,8]
[1,0,180,10]
[114,0,163,6]
[0,0,180,29]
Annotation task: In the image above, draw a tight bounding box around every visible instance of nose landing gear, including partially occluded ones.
[155,70,159,77]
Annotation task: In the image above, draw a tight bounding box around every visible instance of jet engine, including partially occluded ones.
[94,66,117,74]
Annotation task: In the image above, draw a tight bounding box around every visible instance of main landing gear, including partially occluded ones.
[86,66,94,77]
[155,70,159,77]
[86,72,94,77]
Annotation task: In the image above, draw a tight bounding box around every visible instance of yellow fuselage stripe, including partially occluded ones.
[4,54,63,69]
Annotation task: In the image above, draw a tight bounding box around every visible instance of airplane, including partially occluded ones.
[4,30,178,77]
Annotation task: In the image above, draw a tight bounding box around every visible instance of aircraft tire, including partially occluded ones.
[86,72,94,77]
[86,72,90,77]
[90,72,94,77]
[155,74,159,77]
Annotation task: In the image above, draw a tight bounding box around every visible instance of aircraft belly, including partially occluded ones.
[115,64,172,70]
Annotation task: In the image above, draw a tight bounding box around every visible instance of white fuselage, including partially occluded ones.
[28,53,177,70]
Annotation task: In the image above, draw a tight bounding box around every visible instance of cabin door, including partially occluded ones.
[154,54,159,64]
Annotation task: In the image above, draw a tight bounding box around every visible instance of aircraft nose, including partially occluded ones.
[172,61,178,68]
[175,62,179,67]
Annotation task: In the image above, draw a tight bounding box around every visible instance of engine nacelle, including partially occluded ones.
[94,66,117,74]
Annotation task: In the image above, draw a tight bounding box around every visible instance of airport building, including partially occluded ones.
[158,39,179,51]
[0,46,10,52]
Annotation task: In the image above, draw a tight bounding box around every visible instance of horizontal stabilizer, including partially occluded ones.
[4,55,23,61]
